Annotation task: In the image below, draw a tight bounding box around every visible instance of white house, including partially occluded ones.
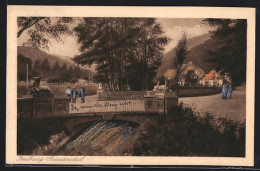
[199,69,224,87]
[163,61,204,87]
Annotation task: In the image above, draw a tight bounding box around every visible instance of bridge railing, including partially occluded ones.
[98,91,146,101]
[18,95,70,119]
[18,91,178,119]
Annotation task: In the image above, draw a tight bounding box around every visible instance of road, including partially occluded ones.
[179,85,246,123]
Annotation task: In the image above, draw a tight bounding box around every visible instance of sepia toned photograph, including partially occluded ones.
[6,6,255,166]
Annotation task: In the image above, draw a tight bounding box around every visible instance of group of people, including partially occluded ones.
[66,86,85,103]
[222,83,232,99]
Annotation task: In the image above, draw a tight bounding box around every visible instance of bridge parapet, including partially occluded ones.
[98,91,146,100]
[17,91,178,119]
[18,94,70,119]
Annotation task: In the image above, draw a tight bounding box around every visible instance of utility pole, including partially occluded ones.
[26,64,29,88]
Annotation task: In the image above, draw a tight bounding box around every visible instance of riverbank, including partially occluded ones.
[17,118,69,155]
[132,105,245,157]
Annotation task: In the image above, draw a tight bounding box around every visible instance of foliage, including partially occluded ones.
[185,70,198,86]
[169,87,221,97]
[17,17,75,49]
[73,65,81,79]
[70,79,78,84]
[73,18,169,91]
[173,33,188,96]
[32,59,42,76]
[17,118,69,155]
[41,58,51,74]
[60,64,71,82]
[203,19,247,86]
[47,77,60,84]
[133,105,245,156]
[51,61,61,79]
[17,55,33,81]
[28,58,91,84]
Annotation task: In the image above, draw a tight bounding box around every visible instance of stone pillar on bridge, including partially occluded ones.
[144,94,157,113]
[32,93,55,118]
[155,92,165,114]
[144,91,178,115]
[164,92,178,114]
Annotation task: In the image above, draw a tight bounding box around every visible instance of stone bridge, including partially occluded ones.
[17,91,178,135]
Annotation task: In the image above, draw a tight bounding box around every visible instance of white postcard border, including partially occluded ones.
[6,6,255,166]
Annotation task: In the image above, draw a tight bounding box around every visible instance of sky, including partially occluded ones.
[18,18,214,58]
[157,18,213,53]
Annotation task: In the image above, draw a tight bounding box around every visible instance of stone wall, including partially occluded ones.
[17,91,178,119]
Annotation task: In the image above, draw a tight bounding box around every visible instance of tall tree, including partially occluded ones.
[41,58,51,74]
[52,61,61,75]
[73,17,169,91]
[174,33,188,96]
[60,64,71,82]
[204,19,247,85]
[185,70,198,86]
[17,17,75,49]
[33,59,42,76]
[73,65,81,79]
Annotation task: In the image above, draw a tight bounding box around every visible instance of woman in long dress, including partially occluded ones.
[222,84,227,99]
[227,83,232,98]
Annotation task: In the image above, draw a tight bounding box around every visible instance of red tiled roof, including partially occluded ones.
[201,70,223,80]
[163,69,176,80]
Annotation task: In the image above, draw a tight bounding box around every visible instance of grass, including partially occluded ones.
[133,104,245,157]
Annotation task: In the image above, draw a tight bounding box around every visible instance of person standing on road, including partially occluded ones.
[222,84,227,99]
[65,86,71,99]
[72,87,78,103]
[227,83,232,98]
[80,85,85,103]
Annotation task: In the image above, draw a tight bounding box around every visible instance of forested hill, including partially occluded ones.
[156,34,222,78]
[18,46,73,68]
[185,36,222,73]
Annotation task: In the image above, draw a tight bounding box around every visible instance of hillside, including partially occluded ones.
[156,34,222,78]
[18,46,74,68]
[18,46,95,77]
[50,53,97,73]
[157,34,210,78]
[185,37,222,73]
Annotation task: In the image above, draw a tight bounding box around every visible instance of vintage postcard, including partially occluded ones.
[6,6,255,166]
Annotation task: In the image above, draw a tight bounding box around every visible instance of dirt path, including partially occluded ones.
[179,85,246,123]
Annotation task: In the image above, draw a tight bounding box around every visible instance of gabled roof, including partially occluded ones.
[180,61,204,74]
[163,61,205,80]
[163,69,177,80]
[200,69,223,80]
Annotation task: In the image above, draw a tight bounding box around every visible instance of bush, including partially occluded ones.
[47,77,60,84]
[133,105,245,157]
[70,79,78,84]
[17,118,69,155]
